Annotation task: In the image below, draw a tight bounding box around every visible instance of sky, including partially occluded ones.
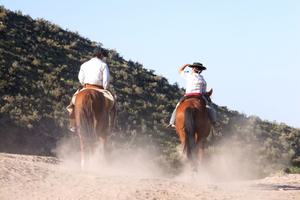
[2,0,300,128]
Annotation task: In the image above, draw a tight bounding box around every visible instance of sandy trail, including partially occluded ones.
[0,153,300,200]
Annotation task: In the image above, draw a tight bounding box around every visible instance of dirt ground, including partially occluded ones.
[1,153,300,200]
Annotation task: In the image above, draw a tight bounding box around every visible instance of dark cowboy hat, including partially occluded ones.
[93,46,109,57]
[190,62,206,70]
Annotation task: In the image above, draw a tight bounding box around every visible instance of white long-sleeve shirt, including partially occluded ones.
[78,57,110,89]
[180,70,207,95]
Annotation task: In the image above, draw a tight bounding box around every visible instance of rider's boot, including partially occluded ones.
[68,105,76,132]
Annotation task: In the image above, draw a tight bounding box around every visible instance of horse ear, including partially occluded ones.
[206,88,213,97]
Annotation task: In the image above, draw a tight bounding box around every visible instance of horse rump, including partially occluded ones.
[76,90,103,147]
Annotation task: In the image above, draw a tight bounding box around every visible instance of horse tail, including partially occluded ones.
[79,92,97,146]
[183,107,196,159]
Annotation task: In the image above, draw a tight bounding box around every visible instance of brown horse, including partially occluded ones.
[175,90,213,170]
[74,86,113,168]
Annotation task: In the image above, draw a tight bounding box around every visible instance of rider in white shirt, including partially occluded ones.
[180,63,207,95]
[67,46,110,132]
[168,62,217,127]
[78,54,110,89]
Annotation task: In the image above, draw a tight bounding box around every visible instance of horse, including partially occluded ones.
[74,85,114,169]
[175,89,213,170]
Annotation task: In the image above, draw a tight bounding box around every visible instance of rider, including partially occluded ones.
[66,46,111,132]
[168,62,217,127]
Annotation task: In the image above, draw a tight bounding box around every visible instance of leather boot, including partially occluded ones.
[69,118,76,132]
[68,105,76,132]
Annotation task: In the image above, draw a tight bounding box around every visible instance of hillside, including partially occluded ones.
[0,6,300,175]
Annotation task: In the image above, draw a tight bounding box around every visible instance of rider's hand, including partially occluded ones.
[179,63,191,73]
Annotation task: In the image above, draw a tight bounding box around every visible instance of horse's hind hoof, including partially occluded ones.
[192,166,198,173]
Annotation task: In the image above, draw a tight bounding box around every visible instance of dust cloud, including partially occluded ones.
[54,133,165,178]
[54,123,291,184]
[1,128,298,200]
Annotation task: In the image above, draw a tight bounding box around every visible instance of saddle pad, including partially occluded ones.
[82,88,114,102]
[71,88,115,106]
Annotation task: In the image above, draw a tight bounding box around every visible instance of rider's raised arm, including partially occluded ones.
[178,63,191,79]
[178,63,190,74]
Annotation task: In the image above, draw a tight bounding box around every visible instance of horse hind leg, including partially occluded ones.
[195,138,206,168]
[78,132,96,170]
[98,137,106,158]
[78,133,86,170]
[98,133,112,162]
[190,150,199,172]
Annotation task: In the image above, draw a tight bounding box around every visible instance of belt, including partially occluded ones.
[84,84,104,90]
[184,92,202,97]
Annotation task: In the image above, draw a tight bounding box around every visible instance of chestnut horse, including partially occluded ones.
[175,90,213,170]
[74,87,112,168]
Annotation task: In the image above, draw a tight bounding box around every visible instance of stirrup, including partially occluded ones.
[167,124,176,128]
[69,127,76,133]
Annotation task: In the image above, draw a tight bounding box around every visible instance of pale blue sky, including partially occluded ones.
[2,0,300,128]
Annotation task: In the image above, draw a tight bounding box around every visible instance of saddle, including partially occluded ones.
[71,84,115,110]
[182,89,213,104]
